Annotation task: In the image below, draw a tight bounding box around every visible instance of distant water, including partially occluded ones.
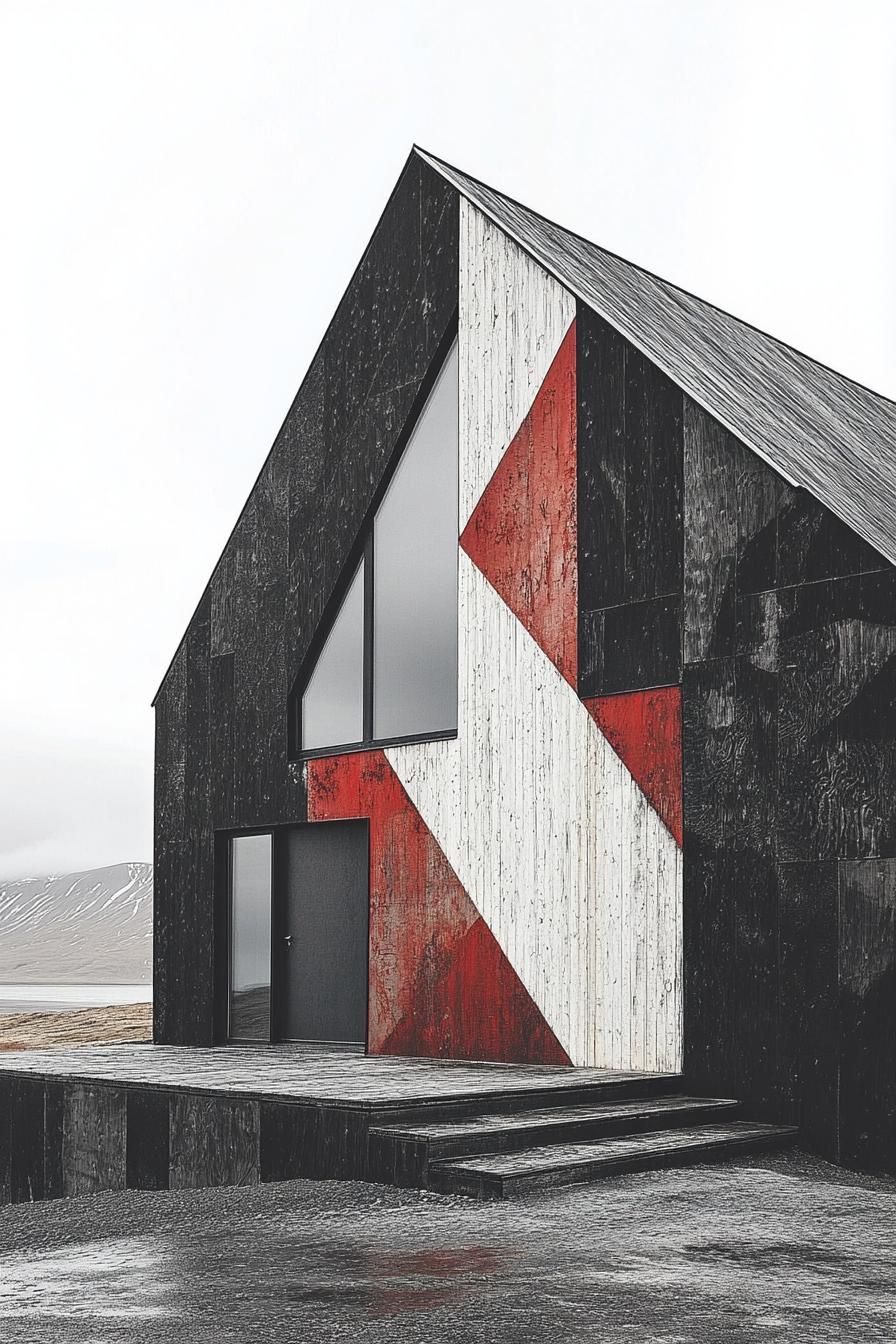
[0,984,152,1014]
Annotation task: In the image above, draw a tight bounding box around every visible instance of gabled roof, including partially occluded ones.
[418,147,896,569]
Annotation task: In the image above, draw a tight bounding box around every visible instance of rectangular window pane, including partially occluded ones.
[230,833,272,1040]
[302,559,365,750]
[373,342,458,740]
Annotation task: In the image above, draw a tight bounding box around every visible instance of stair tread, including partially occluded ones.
[432,1122,798,1178]
[368,1073,682,1123]
[371,1094,739,1141]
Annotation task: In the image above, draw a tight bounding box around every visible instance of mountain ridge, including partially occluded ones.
[0,862,152,984]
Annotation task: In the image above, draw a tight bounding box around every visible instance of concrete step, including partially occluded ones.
[426,1121,799,1200]
[369,1094,742,1185]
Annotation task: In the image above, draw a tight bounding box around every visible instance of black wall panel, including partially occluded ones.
[623,343,683,603]
[682,395,896,1171]
[169,1095,260,1189]
[682,656,779,1110]
[581,595,681,698]
[681,840,736,1097]
[43,1082,64,1201]
[778,861,839,1159]
[179,594,215,1045]
[258,1101,321,1182]
[778,572,896,862]
[153,155,459,1044]
[577,305,683,696]
[577,308,626,610]
[126,1090,170,1191]
[62,1085,127,1198]
[0,1079,10,1202]
[683,403,784,665]
[0,1077,63,1205]
[153,643,186,1044]
[777,490,887,589]
[9,1077,46,1203]
[839,859,896,1168]
[209,651,234,823]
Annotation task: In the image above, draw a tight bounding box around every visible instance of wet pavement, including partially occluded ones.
[0,1152,893,1342]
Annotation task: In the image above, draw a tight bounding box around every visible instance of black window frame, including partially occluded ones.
[288,313,459,762]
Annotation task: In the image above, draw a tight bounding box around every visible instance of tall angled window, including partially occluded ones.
[374,344,458,739]
[292,339,458,757]
[301,560,365,752]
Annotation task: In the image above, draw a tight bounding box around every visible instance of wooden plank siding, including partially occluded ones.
[62,1085,127,1198]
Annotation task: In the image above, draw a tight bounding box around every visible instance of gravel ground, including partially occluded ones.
[0,1151,893,1343]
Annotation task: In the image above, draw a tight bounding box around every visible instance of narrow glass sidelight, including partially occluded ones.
[301,559,365,751]
[373,341,458,740]
[229,833,272,1041]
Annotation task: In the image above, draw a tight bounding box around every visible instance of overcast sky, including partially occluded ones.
[1,1,894,878]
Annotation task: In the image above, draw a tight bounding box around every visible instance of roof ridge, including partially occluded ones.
[415,145,896,569]
[414,146,896,411]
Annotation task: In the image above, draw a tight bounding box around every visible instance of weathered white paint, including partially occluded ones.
[387,202,682,1072]
[459,200,576,527]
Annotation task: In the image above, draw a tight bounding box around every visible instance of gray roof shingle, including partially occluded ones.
[419,147,896,568]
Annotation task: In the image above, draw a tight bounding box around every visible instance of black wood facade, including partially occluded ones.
[681,406,896,1170]
[577,306,684,698]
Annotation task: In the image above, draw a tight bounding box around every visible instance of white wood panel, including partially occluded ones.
[459,199,576,527]
[387,205,682,1072]
[388,558,682,1070]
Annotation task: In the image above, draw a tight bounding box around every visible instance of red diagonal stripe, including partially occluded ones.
[307,751,571,1064]
[460,321,577,686]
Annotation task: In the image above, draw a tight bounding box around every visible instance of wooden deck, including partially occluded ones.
[0,1044,680,1205]
[0,1044,668,1106]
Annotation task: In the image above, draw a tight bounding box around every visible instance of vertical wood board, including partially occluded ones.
[62,1085,127,1198]
[169,1094,260,1189]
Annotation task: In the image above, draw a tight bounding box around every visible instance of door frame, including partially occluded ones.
[216,822,371,1050]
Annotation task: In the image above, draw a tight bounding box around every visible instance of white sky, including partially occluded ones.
[1,1,894,878]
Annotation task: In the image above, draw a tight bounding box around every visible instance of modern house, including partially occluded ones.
[146,148,896,1181]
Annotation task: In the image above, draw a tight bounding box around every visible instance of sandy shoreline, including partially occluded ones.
[0,1001,152,1049]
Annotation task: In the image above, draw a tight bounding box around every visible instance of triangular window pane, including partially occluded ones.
[295,339,458,756]
[301,560,364,750]
[373,342,458,739]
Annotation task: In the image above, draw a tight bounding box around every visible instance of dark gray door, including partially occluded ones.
[281,821,369,1045]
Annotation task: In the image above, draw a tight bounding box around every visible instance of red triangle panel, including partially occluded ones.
[584,686,683,846]
[307,751,571,1064]
[381,916,571,1064]
[460,321,577,686]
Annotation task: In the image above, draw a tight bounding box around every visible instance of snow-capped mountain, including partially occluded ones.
[0,863,152,984]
